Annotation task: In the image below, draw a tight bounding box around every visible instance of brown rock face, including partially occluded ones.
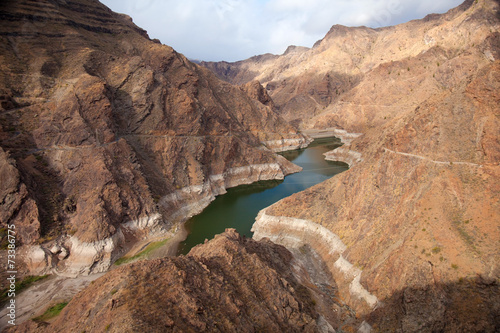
[247,0,500,331]
[9,230,320,332]
[240,80,276,109]
[2,0,499,331]
[0,0,307,277]
[0,148,40,246]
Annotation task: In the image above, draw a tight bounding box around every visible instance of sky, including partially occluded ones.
[100,0,464,62]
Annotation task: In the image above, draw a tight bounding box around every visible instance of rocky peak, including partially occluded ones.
[239,80,276,109]
[283,45,310,55]
[202,0,500,129]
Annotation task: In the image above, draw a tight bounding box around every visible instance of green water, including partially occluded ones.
[177,137,348,255]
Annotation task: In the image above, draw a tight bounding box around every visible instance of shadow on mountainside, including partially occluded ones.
[367,275,500,332]
[495,0,500,19]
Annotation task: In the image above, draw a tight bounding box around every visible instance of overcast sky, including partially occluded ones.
[100,0,464,62]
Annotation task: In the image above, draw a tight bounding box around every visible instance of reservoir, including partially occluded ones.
[177,137,349,255]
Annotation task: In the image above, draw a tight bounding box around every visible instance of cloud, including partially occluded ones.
[100,0,464,62]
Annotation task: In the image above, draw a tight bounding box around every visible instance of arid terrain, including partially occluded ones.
[208,0,500,330]
[6,230,329,332]
[0,0,308,279]
[1,0,499,332]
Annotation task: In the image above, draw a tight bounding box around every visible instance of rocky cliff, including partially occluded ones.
[0,0,308,278]
[248,0,500,331]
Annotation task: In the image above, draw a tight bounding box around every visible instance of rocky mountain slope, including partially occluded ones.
[1,0,499,332]
[7,229,328,332]
[246,0,500,331]
[0,0,309,278]
[202,0,499,130]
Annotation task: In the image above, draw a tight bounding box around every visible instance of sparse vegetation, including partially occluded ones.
[452,218,479,254]
[451,264,459,270]
[0,227,9,249]
[33,302,68,322]
[114,238,169,265]
[153,194,161,204]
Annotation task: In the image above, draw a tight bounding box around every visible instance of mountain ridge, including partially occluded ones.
[0,0,309,278]
[201,0,499,129]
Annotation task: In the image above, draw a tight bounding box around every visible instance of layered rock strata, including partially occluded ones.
[0,0,307,278]
[252,210,379,314]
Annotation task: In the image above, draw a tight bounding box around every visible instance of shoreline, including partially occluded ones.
[302,128,362,145]
[0,136,314,329]
[145,223,189,259]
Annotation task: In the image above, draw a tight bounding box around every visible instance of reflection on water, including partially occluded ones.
[177,137,348,255]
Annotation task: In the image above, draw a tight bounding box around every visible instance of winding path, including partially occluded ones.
[383,147,483,168]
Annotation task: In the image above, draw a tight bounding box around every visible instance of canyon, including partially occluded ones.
[208,0,500,330]
[0,0,308,279]
[1,0,500,332]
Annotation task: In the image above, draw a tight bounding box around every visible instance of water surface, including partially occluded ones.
[177,137,348,255]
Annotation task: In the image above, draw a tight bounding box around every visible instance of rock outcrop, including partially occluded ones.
[247,0,500,331]
[0,0,308,278]
[7,229,323,332]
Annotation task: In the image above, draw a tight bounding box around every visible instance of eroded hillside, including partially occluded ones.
[0,0,309,278]
[1,0,499,332]
[245,0,500,331]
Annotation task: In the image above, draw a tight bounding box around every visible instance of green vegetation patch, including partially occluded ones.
[114,238,169,266]
[33,302,68,322]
